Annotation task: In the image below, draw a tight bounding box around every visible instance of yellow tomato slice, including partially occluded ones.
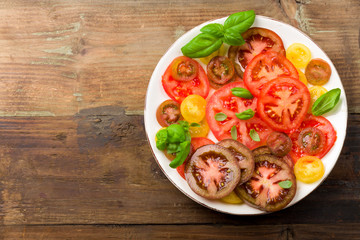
[189,119,209,138]
[297,68,308,86]
[309,86,328,107]
[199,44,226,65]
[286,43,312,69]
[180,94,206,123]
[220,191,243,204]
[294,156,325,183]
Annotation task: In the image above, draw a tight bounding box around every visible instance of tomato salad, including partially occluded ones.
[152,11,342,213]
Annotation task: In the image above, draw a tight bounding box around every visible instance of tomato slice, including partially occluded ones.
[298,127,326,155]
[156,99,182,127]
[244,51,299,97]
[162,57,209,103]
[238,27,286,69]
[294,156,325,183]
[171,56,198,81]
[206,81,272,149]
[289,114,336,162]
[305,58,331,86]
[207,56,235,85]
[176,137,215,180]
[257,77,311,132]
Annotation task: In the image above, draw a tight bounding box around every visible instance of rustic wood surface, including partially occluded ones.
[0,0,358,239]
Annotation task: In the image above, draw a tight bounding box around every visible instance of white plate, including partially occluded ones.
[144,15,348,215]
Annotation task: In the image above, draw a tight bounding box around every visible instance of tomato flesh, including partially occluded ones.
[257,77,310,132]
[244,51,299,97]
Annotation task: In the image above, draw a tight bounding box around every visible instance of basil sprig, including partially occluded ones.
[231,87,253,99]
[181,10,255,58]
[312,88,341,116]
[235,109,255,120]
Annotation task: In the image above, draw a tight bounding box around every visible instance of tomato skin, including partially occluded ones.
[156,99,182,127]
[162,57,209,103]
[206,82,272,149]
[238,27,286,69]
[257,77,310,132]
[305,58,331,86]
[244,51,299,97]
[294,156,325,183]
[289,114,336,162]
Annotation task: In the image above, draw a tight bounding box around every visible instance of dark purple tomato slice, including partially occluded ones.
[185,144,241,200]
[297,127,326,156]
[156,99,182,127]
[217,139,255,184]
[228,45,244,78]
[266,132,292,157]
[252,146,294,168]
[235,154,296,212]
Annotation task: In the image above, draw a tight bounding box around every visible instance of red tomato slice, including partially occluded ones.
[162,57,209,103]
[238,27,286,69]
[257,77,310,132]
[289,114,337,162]
[244,51,299,97]
[206,82,272,149]
[176,137,215,180]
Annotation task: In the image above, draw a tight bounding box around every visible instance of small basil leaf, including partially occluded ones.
[223,10,255,33]
[223,28,245,46]
[200,23,224,38]
[231,125,237,140]
[167,124,185,143]
[190,122,201,127]
[278,180,293,189]
[215,112,227,121]
[312,88,341,116]
[231,87,253,99]
[235,109,255,120]
[169,141,191,168]
[181,33,223,58]
[249,129,260,142]
[156,129,168,150]
[178,120,190,132]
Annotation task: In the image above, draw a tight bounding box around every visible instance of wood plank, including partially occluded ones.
[0,107,358,225]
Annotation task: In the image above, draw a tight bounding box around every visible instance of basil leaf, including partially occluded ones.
[249,129,260,142]
[156,129,168,150]
[223,10,255,33]
[231,125,237,140]
[215,112,227,121]
[190,122,201,127]
[278,180,293,189]
[178,120,190,132]
[235,109,255,120]
[169,141,191,168]
[167,124,186,143]
[181,33,223,58]
[166,143,180,154]
[312,88,341,116]
[200,23,224,38]
[231,87,253,99]
[223,28,245,46]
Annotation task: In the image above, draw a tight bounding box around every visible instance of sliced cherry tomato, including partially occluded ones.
[244,51,299,97]
[294,156,325,183]
[305,58,332,86]
[177,137,215,180]
[237,27,286,69]
[180,94,206,123]
[286,43,312,69]
[185,144,241,199]
[200,44,226,65]
[206,81,272,149]
[156,100,182,127]
[207,56,235,85]
[162,57,209,103]
[189,119,210,138]
[257,77,311,132]
[289,114,337,161]
[171,56,198,81]
[235,154,296,212]
[266,132,292,157]
[297,127,326,155]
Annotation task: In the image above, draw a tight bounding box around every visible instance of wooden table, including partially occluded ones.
[0,0,358,239]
